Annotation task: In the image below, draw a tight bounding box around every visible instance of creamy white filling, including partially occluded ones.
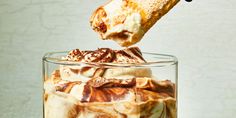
[103,0,123,18]
[124,13,142,33]
[103,68,152,79]
[61,73,90,82]
[103,0,142,36]
[44,82,56,93]
[105,13,142,35]
[69,83,86,101]
[59,65,91,82]
[45,92,78,118]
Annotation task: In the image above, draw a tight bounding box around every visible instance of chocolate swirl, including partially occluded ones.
[61,48,114,79]
[60,47,147,81]
[78,77,175,103]
[113,47,146,63]
[65,47,145,63]
[64,48,114,63]
[88,77,136,88]
[82,48,114,62]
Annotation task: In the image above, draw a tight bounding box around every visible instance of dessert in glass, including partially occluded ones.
[43,47,178,118]
[43,0,180,117]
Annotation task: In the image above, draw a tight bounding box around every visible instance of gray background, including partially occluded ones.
[0,0,236,118]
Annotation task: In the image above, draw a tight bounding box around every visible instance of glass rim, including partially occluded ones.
[43,51,178,68]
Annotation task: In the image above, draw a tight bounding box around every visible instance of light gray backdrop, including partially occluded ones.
[0,0,236,118]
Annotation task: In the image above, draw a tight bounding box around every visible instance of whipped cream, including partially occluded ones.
[103,0,142,34]
[103,0,123,18]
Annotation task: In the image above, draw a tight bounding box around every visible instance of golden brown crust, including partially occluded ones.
[90,0,180,47]
[139,0,180,31]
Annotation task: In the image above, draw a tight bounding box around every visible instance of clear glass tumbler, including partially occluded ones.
[43,51,178,118]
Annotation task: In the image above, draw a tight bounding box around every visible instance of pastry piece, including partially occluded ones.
[90,0,180,47]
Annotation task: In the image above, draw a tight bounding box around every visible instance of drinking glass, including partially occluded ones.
[43,51,178,118]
